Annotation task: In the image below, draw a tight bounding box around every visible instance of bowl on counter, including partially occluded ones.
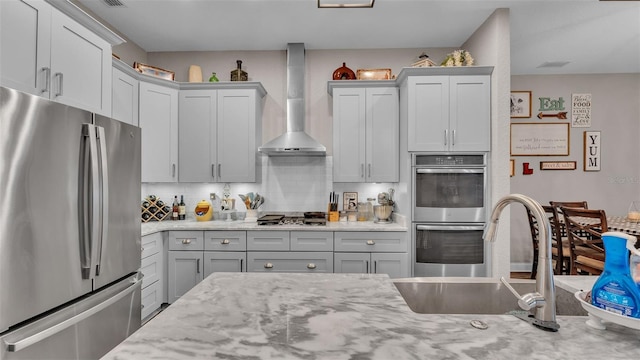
[373,205,393,223]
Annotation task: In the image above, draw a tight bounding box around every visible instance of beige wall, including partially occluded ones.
[510,73,640,270]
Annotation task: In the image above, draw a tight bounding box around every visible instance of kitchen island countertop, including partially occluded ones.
[103,273,640,359]
[141,216,408,236]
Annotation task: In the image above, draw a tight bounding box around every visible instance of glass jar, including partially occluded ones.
[367,198,376,221]
[357,202,369,221]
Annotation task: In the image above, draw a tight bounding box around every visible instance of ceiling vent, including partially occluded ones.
[101,0,126,7]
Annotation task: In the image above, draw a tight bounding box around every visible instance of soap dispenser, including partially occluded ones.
[591,232,640,318]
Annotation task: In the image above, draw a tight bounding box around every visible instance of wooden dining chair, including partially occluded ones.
[560,206,607,275]
[525,205,556,279]
[549,201,589,275]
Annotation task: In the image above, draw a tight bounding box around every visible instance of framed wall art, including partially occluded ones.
[510,90,532,118]
[510,123,570,156]
[540,161,577,170]
[584,131,601,171]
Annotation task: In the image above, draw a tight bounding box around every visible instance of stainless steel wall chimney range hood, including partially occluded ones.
[258,43,326,156]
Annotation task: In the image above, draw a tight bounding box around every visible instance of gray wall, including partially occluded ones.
[510,73,640,270]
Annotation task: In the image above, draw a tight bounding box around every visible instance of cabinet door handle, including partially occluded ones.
[211,164,215,178]
[360,164,364,178]
[218,164,221,179]
[239,259,243,272]
[197,258,200,273]
[221,239,230,245]
[452,129,456,146]
[264,262,273,269]
[366,260,369,273]
[374,260,377,274]
[54,72,63,97]
[172,164,176,177]
[182,239,192,244]
[41,67,50,93]
[444,129,448,145]
[368,164,371,178]
[307,263,316,270]
[366,239,375,245]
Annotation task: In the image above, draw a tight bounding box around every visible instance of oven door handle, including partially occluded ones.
[416,224,486,231]
[415,168,484,174]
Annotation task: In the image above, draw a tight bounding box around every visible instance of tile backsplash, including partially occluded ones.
[142,156,397,216]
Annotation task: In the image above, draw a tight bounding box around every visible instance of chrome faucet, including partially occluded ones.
[483,194,560,332]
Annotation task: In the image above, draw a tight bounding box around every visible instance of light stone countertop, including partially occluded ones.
[103,273,640,360]
[141,215,408,236]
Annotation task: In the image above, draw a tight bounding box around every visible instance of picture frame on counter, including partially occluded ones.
[343,192,358,212]
[133,62,175,81]
[540,161,577,170]
[510,90,532,118]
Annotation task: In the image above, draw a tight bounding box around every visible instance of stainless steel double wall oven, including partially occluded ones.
[412,153,489,277]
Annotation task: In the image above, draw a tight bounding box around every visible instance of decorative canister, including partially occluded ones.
[332,62,356,80]
[194,200,213,221]
[231,60,248,81]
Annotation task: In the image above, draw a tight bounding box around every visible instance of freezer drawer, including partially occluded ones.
[0,274,141,360]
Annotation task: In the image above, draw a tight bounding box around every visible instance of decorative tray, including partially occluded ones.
[574,291,640,330]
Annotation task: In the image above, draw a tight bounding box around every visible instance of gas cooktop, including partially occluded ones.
[257,212,326,226]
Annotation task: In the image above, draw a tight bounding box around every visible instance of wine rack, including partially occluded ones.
[141,196,171,223]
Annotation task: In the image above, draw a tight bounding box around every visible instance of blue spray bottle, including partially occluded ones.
[591,232,640,318]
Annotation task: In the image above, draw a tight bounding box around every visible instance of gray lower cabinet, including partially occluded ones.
[168,230,246,303]
[141,232,165,321]
[334,232,409,278]
[247,252,334,273]
[334,252,408,278]
[247,231,334,273]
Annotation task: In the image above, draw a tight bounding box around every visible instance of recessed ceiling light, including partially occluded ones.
[537,61,571,68]
[318,0,375,8]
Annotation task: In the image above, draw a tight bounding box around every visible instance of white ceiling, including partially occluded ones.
[77,0,640,75]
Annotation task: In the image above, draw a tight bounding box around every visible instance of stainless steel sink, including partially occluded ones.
[393,278,586,316]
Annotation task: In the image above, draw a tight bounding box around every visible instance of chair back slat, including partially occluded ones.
[560,206,607,275]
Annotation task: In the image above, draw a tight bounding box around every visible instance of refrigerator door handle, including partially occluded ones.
[81,124,100,280]
[95,125,109,276]
[4,275,141,353]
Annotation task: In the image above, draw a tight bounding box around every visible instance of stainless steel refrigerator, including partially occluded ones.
[0,86,142,359]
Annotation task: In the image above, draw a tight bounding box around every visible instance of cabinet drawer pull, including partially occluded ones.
[41,67,50,93]
[264,262,274,269]
[54,72,63,97]
[366,240,375,245]
[221,239,230,245]
[307,263,316,270]
[181,239,192,245]
[141,247,145,252]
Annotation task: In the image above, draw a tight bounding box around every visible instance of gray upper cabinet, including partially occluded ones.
[139,80,179,182]
[112,61,139,126]
[399,67,492,152]
[179,87,262,183]
[1,0,112,116]
[330,83,399,182]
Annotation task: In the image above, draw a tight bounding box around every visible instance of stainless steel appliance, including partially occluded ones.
[412,153,489,277]
[257,213,327,226]
[412,153,487,223]
[0,87,142,359]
